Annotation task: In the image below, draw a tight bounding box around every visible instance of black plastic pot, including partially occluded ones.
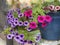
[38,11,60,40]
[6,38,13,45]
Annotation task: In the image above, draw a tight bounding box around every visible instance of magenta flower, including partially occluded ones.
[45,15,52,22]
[37,15,45,23]
[55,6,60,11]
[7,34,14,39]
[41,22,47,27]
[24,9,32,17]
[29,22,37,29]
[48,5,55,11]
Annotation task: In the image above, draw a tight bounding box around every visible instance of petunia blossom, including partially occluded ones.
[19,34,24,39]
[18,21,23,26]
[7,34,14,39]
[29,22,37,29]
[27,27,32,31]
[14,36,20,43]
[24,21,29,26]
[18,13,24,18]
[36,35,41,42]
[37,15,45,23]
[41,22,47,27]
[24,9,32,17]
[55,6,60,11]
[48,5,55,11]
[45,15,52,23]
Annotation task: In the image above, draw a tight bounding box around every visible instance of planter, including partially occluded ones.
[6,38,13,45]
[38,11,60,40]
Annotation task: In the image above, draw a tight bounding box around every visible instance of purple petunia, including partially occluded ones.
[11,23,16,28]
[28,16,33,19]
[15,33,19,36]
[27,27,32,31]
[14,36,24,43]
[16,8,21,14]
[14,18,18,21]
[28,41,33,44]
[36,35,41,42]
[7,20,12,24]
[18,21,23,26]
[7,15,14,19]
[7,34,14,39]
[19,34,24,39]
[13,21,18,26]
[24,21,29,26]
[10,29,14,33]
[24,40,27,43]
[24,40,33,45]
[19,39,24,44]
[14,36,20,43]
[18,13,24,18]
[11,31,16,36]
[7,10,13,15]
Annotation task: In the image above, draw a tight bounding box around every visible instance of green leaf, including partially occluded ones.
[13,12,18,18]
[2,27,11,34]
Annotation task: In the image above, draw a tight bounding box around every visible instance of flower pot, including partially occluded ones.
[6,38,13,45]
[38,11,60,40]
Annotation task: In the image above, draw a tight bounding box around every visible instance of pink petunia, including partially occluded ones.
[48,5,55,11]
[29,22,37,29]
[24,9,32,17]
[55,6,60,11]
[41,22,47,27]
[45,15,52,23]
[37,15,45,23]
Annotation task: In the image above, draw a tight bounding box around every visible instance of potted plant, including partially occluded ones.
[38,0,60,40]
[2,0,45,45]
[3,7,41,45]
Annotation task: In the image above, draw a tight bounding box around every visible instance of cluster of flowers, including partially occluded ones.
[7,30,33,44]
[7,29,41,44]
[7,8,40,44]
[44,5,60,11]
[7,9,37,31]
[37,15,52,27]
